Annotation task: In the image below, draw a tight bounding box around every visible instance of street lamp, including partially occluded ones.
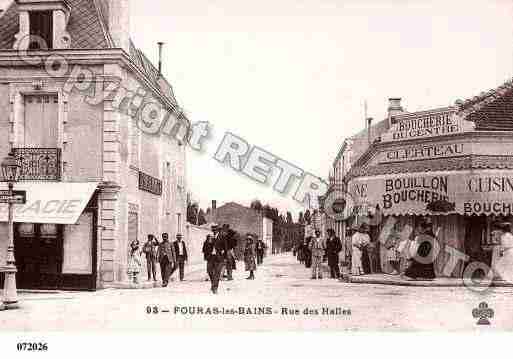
[1,152,21,310]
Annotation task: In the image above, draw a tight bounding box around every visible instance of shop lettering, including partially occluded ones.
[467,176,513,192]
[384,143,464,162]
[392,112,460,140]
[0,200,82,215]
[464,201,513,215]
[382,176,449,209]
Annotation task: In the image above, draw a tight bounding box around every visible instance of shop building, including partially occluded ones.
[345,81,513,278]
[0,0,189,290]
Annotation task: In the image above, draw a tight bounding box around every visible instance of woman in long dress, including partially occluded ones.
[244,234,257,280]
[403,219,436,280]
[491,222,513,284]
[351,223,370,276]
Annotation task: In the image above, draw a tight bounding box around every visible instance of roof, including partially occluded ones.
[0,0,178,105]
[456,78,513,131]
[347,155,513,179]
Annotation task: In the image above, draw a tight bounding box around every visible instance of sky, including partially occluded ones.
[3,0,513,217]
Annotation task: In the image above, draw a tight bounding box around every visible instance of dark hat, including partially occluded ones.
[494,222,512,232]
[176,233,183,238]
[211,223,219,229]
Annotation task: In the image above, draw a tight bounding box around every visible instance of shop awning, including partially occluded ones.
[348,170,513,216]
[0,182,98,224]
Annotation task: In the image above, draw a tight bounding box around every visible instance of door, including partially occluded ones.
[14,223,63,289]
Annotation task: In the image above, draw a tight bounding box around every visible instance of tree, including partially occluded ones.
[250,200,263,211]
[286,212,293,224]
[298,212,304,224]
[187,202,199,224]
[304,210,311,225]
[197,208,207,226]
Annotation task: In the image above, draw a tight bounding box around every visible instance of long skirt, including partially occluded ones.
[351,247,365,275]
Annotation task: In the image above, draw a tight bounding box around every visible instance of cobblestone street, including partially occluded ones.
[2,253,513,331]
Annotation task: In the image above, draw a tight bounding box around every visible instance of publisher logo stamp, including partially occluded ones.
[472,302,494,325]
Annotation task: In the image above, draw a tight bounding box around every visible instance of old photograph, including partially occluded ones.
[0,0,513,340]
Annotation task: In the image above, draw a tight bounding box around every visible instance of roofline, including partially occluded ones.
[92,0,114,48]
[0,48,190,125]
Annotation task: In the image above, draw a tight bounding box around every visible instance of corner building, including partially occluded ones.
[0,0,188,290]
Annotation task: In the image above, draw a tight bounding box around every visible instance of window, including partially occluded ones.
[24,94,59,147]
[29,11,53,49]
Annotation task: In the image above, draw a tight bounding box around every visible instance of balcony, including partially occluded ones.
[13,148,62,181]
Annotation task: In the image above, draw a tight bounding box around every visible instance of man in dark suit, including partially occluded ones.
[207,224,229,294]
[326,228,342,279]
[256,239,266,265]
[157,233,176,287]
[173,234,188,281]
[222,224,237,281]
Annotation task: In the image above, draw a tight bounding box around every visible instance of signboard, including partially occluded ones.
[0,190,26,204]
[0,182,97,224]
[138,171,162,196]
[348,170,513,216]
[380,143,466,163]
[381,110,474,142]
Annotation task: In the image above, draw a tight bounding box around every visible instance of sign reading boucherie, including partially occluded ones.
[348,171,513,216]
[381,110,473,142]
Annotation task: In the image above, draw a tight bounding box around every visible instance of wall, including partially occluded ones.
[185,223,210,265]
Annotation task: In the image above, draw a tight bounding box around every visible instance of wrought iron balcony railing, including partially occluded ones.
[13,148,62,181]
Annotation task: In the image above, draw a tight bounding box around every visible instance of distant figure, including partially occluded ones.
[142,234,157,281]
[256,238,266,265]
[173,234,188,281]
[127,239,142,284]
[157,233,176,287]
[309,230,326,279]
[325,229,342,279]
[244,234,257,280]
[351,223,371,276]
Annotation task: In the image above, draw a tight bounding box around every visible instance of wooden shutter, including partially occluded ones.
[24,94,58,147]
[128,211,138,244]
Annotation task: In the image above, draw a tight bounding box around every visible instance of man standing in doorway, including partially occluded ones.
[173,234,188,281]
[157,233,176,287]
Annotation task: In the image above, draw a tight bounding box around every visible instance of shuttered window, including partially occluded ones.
[24,94,59,148]
[29,11,53,49]
[128,211,138,244]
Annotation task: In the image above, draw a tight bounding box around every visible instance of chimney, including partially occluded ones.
[367,117,373,145]
[158,42,164,76]
[388,98,404,125]
[107,0,130,53]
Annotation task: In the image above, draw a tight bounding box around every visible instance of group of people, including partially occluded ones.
[202,223,267,294]
[295,228,343,280]
[127,233,189,286]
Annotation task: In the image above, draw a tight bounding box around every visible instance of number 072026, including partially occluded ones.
[16,342,48,351]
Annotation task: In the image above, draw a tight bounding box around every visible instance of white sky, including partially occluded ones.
[3,0,512,217]
[129,0,513,217]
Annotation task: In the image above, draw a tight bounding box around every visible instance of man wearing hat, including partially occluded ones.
[207,224,229,294]
[157,233,176,287]
[173,233,188,281]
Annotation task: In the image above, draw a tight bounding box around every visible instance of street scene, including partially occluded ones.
[1,0,513,338]
[3,253,513,331]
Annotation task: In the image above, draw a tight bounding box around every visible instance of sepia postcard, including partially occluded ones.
[1,0,513,347]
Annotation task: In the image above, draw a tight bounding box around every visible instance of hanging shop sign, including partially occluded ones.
[380,143,466,163]
[381,110,473,142]
[138,171,162,196]
[348,171,513,216]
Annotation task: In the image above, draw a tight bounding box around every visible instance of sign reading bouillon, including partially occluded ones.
[381,110,472,142]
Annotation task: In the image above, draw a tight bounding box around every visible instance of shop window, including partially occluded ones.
[29,11,53,49]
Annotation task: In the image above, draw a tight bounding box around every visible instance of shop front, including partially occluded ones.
[0,182,98,290]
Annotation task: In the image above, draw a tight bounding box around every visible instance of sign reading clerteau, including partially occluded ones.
[138,171,163,196]
[381,143,465,163]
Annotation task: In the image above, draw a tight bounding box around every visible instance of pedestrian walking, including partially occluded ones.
[142,234,157,281]
[157,233,176,287]
[351,223,371,276]
[222,224,237,281]
[309,230,326,279]
[173,234,188,281]
[244,234,257,280]
[207,224,229,294]
[256,238,266,265]
[127,239,142,285]
[202,233,215,281]
[326,228,342,279]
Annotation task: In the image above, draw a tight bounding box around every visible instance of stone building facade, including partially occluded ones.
[0,0,188,290]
